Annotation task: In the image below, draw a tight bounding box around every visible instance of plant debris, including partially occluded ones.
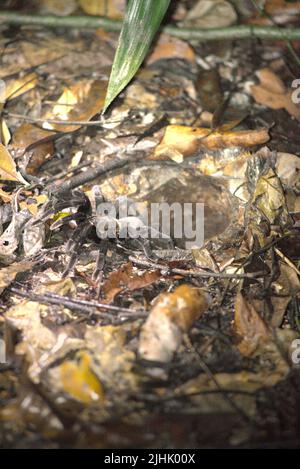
[0,0,300,450]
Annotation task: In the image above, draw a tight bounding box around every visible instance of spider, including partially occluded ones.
[32,186,174,277]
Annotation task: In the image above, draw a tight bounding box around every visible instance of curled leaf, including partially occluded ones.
[138,284,210,363]
[0,143,27,183]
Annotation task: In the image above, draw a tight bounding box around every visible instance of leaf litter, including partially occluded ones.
[0,0,300,449]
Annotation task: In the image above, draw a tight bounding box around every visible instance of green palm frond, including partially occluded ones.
[103,0,170,113]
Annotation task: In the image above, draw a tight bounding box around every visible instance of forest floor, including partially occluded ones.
[0,0,300,448]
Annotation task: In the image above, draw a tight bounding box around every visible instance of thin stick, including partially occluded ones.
[1,11,300,41]
[129,256,267,279]
[49,152,147,194]
[3,111,106,127]
[9,286,147,318]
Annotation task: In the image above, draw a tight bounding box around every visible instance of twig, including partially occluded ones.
[4,111,106,127]
[129,256,267,279]
[251,0,300,67]
[1,11,300,41]
[184,334,255,425]
[9,286,147,318]
[49,152,147,194]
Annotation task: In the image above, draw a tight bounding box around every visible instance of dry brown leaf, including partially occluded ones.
[251,68,300,120]
[253,167,290,223]
[19,194,48,216]
[175,369,286,417]
[43,79,107,132]
[0,143,27,183]
[21,38,73,68]
[196,69,223,114]
[0,261,34,294]
[153,125,269,159]
[276,152,300,187]
[4,72,38,101]
[79,0,125,19]
[0,186,13,203]
[271,262,300,327]
[234,292,271,357]
[11,124,55,175]
[1,119,11,146]
[146,34,196,65]
[138,284,210,363]
[183,0,237,28]
[250,0,300,24]
[103,262,161,303]
[39,0,77,15]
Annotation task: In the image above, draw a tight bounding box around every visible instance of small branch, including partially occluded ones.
[129,256,268,279]
[48,152,147,194]
[1,11,300,41]
[9,286,147,319]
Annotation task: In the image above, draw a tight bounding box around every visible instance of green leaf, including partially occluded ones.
[103,0,170,113]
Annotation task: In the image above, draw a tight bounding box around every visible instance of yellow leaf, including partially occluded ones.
[5,72,38,101]
[0,261,34,294]
[1,118,11,145]
[79,0,125,19]
[43,80,107,132]
[60,351,105,404]
[153,125,269,159]
[0,143,26,183]
[19,194,48,216]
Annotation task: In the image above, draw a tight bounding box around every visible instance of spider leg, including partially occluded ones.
[92,240,108,281]
[135,237,160,262]
[33,189,90,225]
[62,220,94,278]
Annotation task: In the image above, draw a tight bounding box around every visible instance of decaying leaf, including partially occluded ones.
[183,0,237,28]
[39,0,77,15]
[5,300,58,368]
[0,208,32,264]
[103,262,161,303]
[1,119,11,146]
[153,125,269,160]
[251,68,300,120]
[234,291,300,371]
[4,72,38,101]
[23,222,46,258]
[43,79,107,132]
[19,194,48,217]
[59,350,105,404]
[138,284,210,363]
[251,166,290,225]
[0,144,27,183]
[12,124,55,175]
[234,292,270,357]
[0,261,34,294]
[244,154,292,248]
[146,34,196,65]
[43,325,139,412]
[175,369,286,418]
[196,68,223,114]
[79,0,126,18]
[271,262,300,327]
